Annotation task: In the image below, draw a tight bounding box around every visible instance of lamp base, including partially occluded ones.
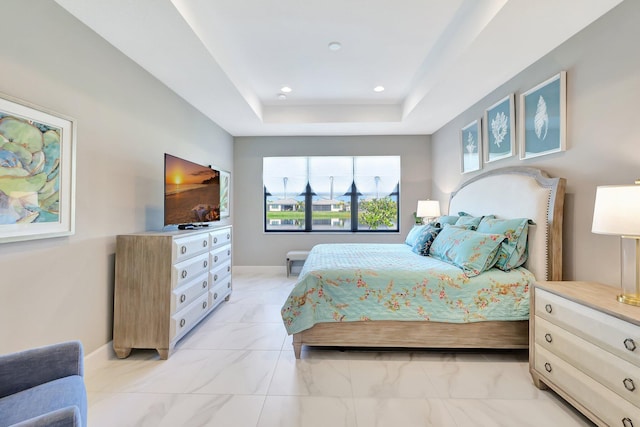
[617,294,640,306]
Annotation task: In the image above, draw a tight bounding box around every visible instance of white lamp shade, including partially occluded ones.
[592,185,640,237]
[416,200,441,218]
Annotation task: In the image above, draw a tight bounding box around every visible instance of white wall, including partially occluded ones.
[0,0,233,354]
[233,135,431,266]
[431,0,640,286]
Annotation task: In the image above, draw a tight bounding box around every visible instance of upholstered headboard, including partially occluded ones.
[448,167,565,281]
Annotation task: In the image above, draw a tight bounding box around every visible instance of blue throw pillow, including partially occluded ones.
[429,225,505,277]
[405,224,427,246]
[433,215,459,228]
[455,212,496,230]
[411,224,441,256]
[477,217,530,271]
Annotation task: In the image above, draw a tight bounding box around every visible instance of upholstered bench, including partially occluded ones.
[286,250,309,277]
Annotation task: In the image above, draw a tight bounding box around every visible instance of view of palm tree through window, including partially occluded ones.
[263,156,400,232]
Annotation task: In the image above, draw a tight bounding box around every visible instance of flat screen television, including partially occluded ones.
[164,153,220,228]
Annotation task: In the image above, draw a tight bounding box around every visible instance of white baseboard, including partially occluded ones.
[233,265,285,275]
[85,340,116,363]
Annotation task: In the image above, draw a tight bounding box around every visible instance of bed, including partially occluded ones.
[281,167,566,358]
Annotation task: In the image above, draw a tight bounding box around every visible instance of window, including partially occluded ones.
[264,156,400,232]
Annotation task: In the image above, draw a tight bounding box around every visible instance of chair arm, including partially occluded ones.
[0,341,83,398]
[9,406,82,427]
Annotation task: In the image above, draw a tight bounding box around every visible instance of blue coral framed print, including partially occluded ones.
[0,92,76,243]
[460,119,482,174]
[484,94,515,163]
[519,72,567,160]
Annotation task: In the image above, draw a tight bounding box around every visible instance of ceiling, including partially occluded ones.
[54,0,622,137]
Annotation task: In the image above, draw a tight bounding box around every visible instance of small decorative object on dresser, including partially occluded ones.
[113,226,232,359]
[530,281,640,427]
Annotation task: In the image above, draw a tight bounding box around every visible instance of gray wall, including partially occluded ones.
[431,0,640,286]
[233,135,431,266]
[0,0,233,354]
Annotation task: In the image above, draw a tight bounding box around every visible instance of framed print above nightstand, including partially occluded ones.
[484,94,515,163]
[461,119,482,174]
[520,72,567,160]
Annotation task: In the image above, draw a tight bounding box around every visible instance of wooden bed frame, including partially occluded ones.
[292,167,566,358]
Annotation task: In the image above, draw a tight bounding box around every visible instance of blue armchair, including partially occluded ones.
[0,341,87,427]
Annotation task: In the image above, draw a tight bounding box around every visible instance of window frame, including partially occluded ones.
[263,156,400,233]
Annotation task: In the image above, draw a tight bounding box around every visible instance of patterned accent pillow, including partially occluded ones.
[455,212,496,230]
[477,217,530,271]
[411,224,442,256]
[433,215,459,228]
[405,224,427,246]
[429,225,506,277]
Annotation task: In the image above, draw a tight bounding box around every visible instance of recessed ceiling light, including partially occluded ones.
[281,86,292,93]
[328,41,342,51]
[277,93,287,100]
[374,86,385,92]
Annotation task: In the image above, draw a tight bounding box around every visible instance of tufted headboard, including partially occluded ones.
[448,167,566,281]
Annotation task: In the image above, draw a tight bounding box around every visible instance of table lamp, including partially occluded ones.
[592,183,640,305]
[416,200,440,224]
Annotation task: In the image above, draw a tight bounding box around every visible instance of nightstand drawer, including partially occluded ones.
[535,345,640,427]
[536,316,640,407]
[536,288,640,368]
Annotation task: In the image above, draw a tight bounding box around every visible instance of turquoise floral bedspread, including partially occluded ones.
[281,244,534,335]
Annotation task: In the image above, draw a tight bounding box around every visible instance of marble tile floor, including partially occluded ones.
[85,269,595,427]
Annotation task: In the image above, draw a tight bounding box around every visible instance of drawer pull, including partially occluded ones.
[624,378,636,392]
[227,266,231,272]
[545,304,552,314]
[203,240,208,247]
[181,270,187,279]
[544,362,552,373]
[624,338,637,352]
[181,246,187,254]
[214,274,218,281]
[227,233,230,240]
[203,260,208,268]
[214,255,218,262]
[202,301,207,309]
[545,333,552,343]
[214,237,218,244]
[227,249,231,256]
[623,418,634,427]
[214,292,218,300]
[202,280,207,289]
[180,319,186,327]
[227,282,231,289]
[180,294,186,303]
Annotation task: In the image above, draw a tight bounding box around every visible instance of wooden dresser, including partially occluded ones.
[531,281,640,426]
[113,226,232,359]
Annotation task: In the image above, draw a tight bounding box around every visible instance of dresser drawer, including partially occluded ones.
[535,344,640,427]
[536,316,640,407]
[210,228,232,250]
[170,273,209,314]
[173,234,210,263]
[170,293,209,341]
[172,252,210,289]
[209,279,231,309]
[210,262,231,287]
[210,245,231,268]
[536,289,640,367]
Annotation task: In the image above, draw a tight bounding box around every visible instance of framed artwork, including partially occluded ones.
[460,119,482,174]
[519,71,567,159]
[219,169,230,218]
[0,93,76,243]
[484,94,515,163]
